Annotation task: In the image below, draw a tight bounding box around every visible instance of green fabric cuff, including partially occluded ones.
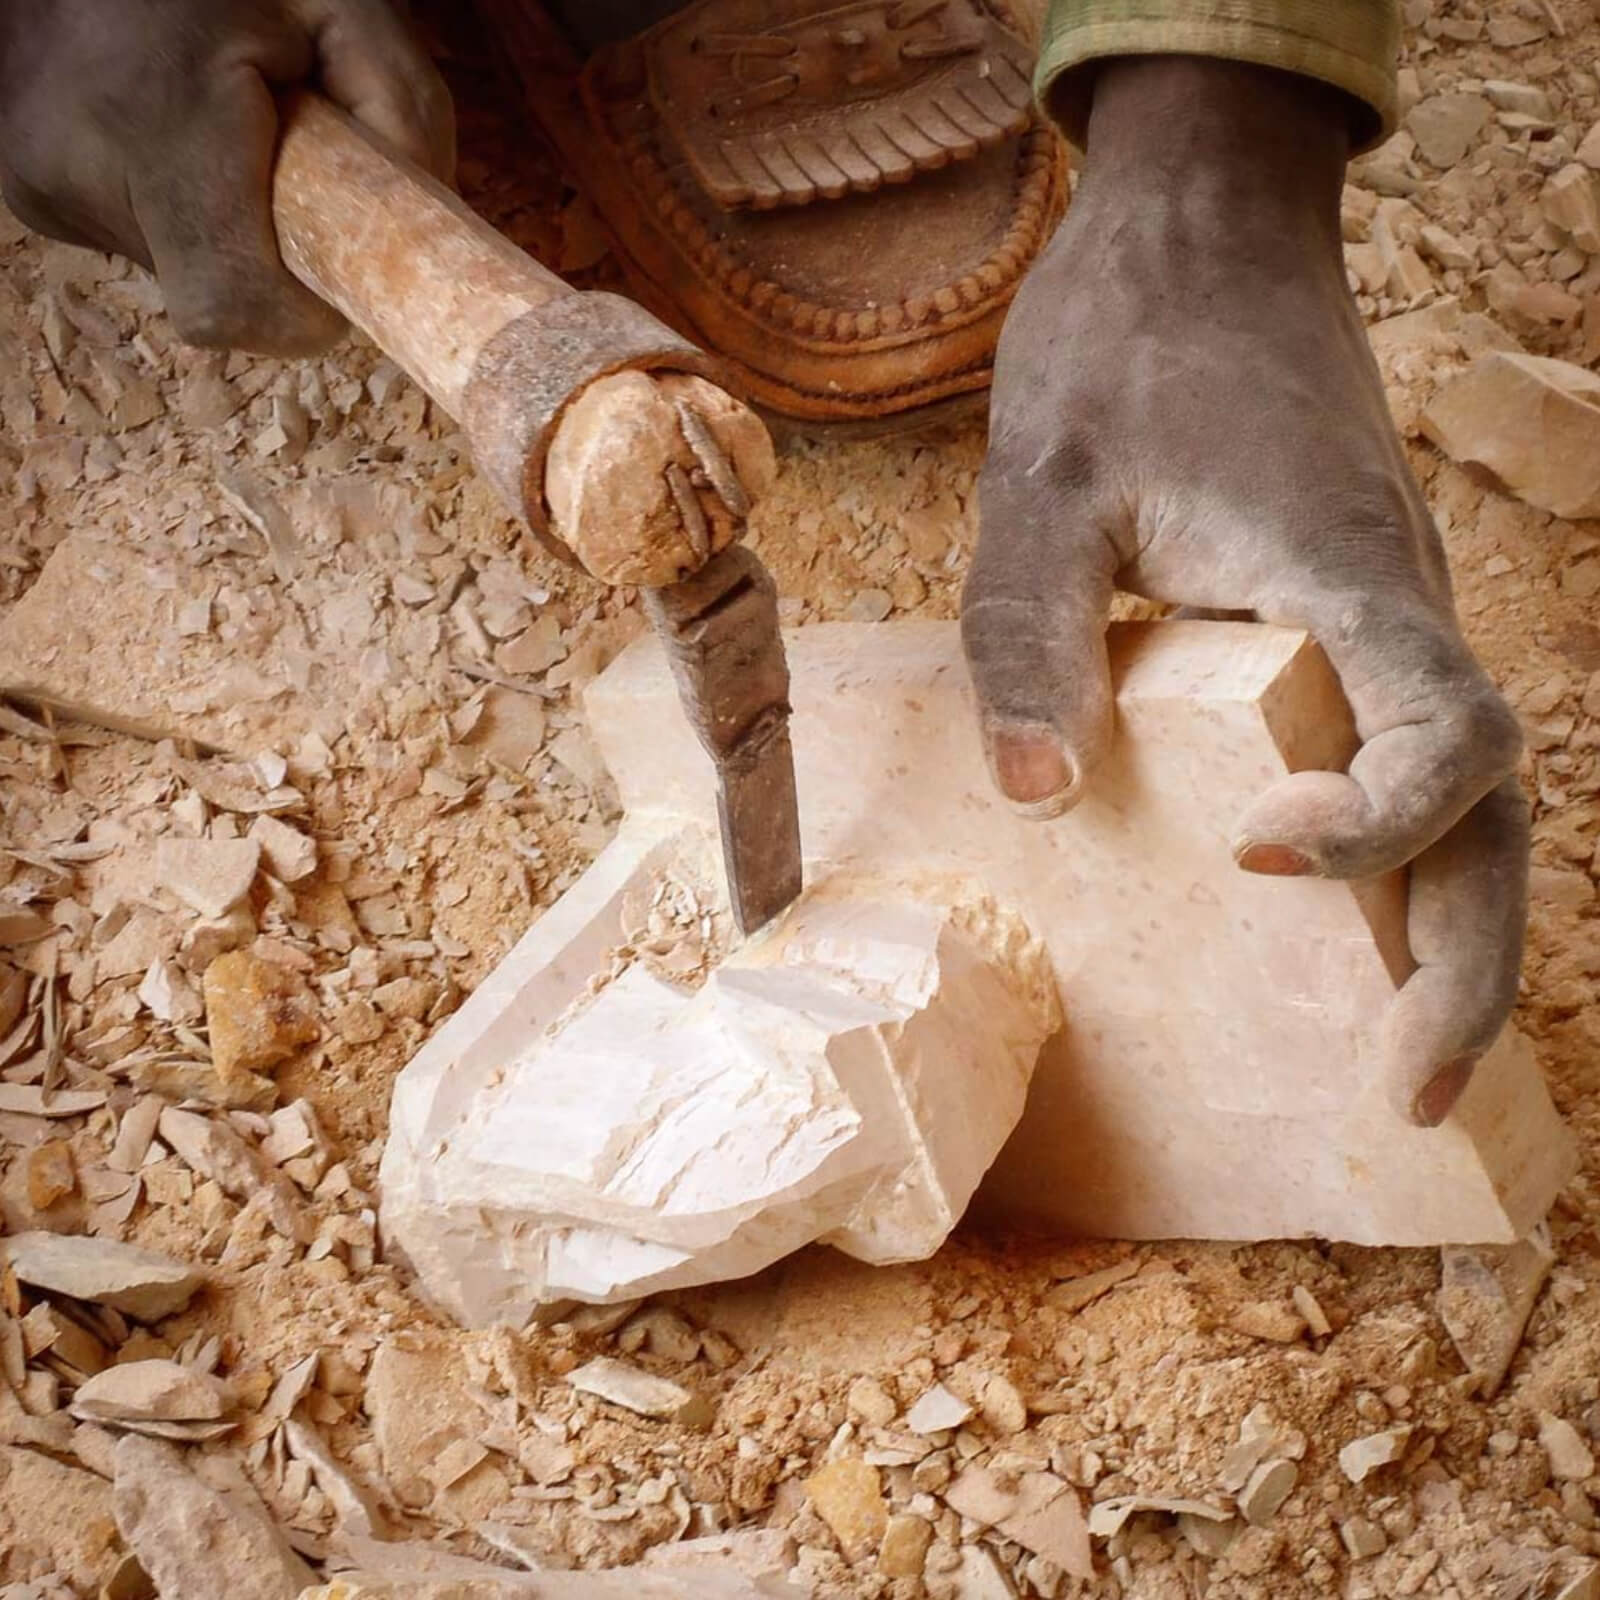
[1035,1,1400,154]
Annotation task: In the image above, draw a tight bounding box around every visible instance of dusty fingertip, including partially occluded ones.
[987,729,1080,820]
[1411,1057,1475,1127]
[1234,841,1318,877]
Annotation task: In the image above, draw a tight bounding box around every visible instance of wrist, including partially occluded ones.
[1072,57,1350,260]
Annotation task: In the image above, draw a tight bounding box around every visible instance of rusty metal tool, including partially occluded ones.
[268,94,803,933]
[642,548,803,935]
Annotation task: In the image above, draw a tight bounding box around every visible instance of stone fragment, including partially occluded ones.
[157,837,260,919]
[1338,1428,1411,1484]
[1484,80,1554,118]
[847,1376,898,1427]
[1487,13,1546,45]
[1088,1496,1233,1539]
[906,1383,973,1435]
[1545,165,1600,252]
[997,1474,1092,1579]
[385,870,1056,1320]
[139,956,204,1024]
[371,974,437,1021]
[1439,1228,1555,1397]
[365,1338,481,1511]
[112,1435,315,1600]
[1340,1515,1387,1559]
[284,1418,383,1536]
[567,1357,711,1426]
[1423,353,1600,520]
[1220,1405,1305,1492]
[1406,92,1491,167]
[71,1359,229,1427]
[0,1443,121,1593]
[335,998,386,1044]
[641,1529,797,1583]
[1291,1285,1332,1338]
[3,1231,203,1320]
[386,622,1574,1324]
[158,1107,303,1239]
[805,1458,888,1562]
[203,950,320,1084]
[0,1084,106,1117]
[1557,1568,1600,1600]
[979,1373,1027,1434]
[1541,1414,1596,1481]
[1046,1259,1140,1311]
[1230,1301,1307,1343]
[879,1513,934,1577]
[1419,224,1474,270]
[21,1302,108,1375]
[248,815,318,882]
[952,1544,1019,1598]
[1179,1511,1238,1558]
[26,1138,76,1208]
[946,1465,1019,1527]
[1239,1458,1298,1526]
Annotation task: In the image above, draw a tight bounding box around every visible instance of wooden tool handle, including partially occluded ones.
[273,94,568,417]
[268,93,722,572]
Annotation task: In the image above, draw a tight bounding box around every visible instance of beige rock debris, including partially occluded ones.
[567,1357,711,1427]
[1540,1414,1596,1482]
[1422,352,1600,519]
[1406,92,1491,167]
[0,1443,121,1593]
[2,1230,204,1321]
[70,1359,230,1428]
[157,836,261,919]
[905,1384,973,1436]
[112,1435,316,1600]
[804,1458,888,1562]
[203,950,320,1084]
[1338,1428,1412,1484]
[249,814,319,882]
[1438,1227,1555,1398]
[1545,164,1600,252]
[878,1514,934,1578]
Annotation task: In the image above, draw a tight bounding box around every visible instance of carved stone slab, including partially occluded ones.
[382,621,1574,1323]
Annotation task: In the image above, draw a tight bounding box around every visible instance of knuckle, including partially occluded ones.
[168,277,338,355]
[1460,684,1524,775]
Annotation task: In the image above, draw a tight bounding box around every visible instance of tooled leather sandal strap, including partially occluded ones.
[646,0,1036,210]
[474,0,1068,424]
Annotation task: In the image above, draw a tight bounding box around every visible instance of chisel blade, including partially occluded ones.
[643,546,803,936]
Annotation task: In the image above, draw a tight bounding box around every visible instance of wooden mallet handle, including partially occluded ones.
[269,93,769,585]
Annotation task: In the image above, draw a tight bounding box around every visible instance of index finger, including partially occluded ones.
[1232,588,1522,881]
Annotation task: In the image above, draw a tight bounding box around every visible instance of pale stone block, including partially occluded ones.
[383,621,1574,1325]
[383,870,1057,1324]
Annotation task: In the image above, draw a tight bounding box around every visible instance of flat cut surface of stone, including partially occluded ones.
[605,621,1572,1238]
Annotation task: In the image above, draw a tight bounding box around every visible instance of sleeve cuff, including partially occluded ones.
[1034,1,1400,154]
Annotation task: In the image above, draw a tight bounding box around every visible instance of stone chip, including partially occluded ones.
[3,1230,204,1321]
[203,950,320,1084]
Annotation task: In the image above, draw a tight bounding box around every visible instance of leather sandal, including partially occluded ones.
[473,0,1068,428]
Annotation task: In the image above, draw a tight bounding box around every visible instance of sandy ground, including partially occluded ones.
[3,2,1600,1597]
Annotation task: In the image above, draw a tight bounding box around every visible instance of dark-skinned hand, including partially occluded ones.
[963,55,1527,1128]
[0,0,454,355]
